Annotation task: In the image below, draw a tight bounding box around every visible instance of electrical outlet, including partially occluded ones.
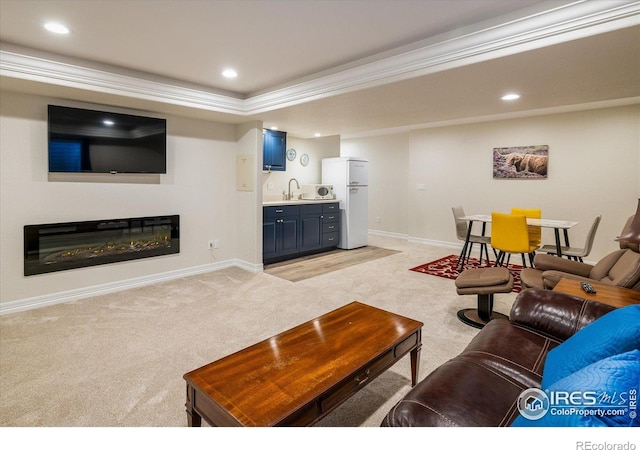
[213,240,220,249]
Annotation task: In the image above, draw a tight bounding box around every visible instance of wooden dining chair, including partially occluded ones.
[511,207,542,252]
[491,212,539,267]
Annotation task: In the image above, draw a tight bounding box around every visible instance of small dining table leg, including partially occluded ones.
[554,228,563,258]
[480,222,490,266]
[457,221,474,270]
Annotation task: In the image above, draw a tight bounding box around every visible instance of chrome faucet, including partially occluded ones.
[288,178,300,200]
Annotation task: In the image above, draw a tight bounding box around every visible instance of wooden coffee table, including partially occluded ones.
[553,278,640,308]
[183,301,423,427]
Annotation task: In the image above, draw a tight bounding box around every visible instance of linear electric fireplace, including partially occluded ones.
[24,215,179,276]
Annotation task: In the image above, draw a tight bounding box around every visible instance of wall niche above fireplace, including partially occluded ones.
[24,215,179,276]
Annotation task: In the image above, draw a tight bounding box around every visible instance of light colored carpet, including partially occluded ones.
[0,235,519,429]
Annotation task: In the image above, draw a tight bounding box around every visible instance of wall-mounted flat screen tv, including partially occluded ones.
[48,105,167,174]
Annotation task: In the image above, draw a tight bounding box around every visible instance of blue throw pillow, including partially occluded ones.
[542,305,640,388]
[512,350,640,427]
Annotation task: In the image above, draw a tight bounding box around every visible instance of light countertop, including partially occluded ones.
[262,199,339,206]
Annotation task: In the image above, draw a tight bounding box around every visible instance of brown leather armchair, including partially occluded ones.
[520,216,640,291]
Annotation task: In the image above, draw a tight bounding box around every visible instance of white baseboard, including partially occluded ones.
[0,258,260,316]
[407,236,460,249]
[368,229,409,240]
[369,229,463,250]
[3,236,588,315]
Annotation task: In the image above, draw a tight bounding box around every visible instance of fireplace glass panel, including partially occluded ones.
[24,215,179,276]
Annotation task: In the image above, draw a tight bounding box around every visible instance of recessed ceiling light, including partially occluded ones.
[44,22,70,34]
[501,93,521,101]
[314,133,322,137]
[222,68,238,79]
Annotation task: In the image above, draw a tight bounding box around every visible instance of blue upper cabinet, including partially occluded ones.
[263,129,287,171]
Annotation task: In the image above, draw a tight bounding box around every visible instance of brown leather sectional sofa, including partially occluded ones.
[381,289,615,427]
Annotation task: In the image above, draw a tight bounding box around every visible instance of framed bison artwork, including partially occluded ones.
[493,145,548,179]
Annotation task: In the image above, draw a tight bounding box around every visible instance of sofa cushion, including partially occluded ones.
[381,290,621,428]
[509,289,615,342]
[382,356,525,426]
[381,318,558,427]
[461,319,559,388]
[542,305,640,388]
[511,349,640,427]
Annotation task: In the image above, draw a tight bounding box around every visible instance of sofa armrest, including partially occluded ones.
[509,289,615,342]
[540,271,594,289]
[533,254,593,277]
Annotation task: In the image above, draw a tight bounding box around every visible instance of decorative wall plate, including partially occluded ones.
[300,154,309,166]
[286,148,297,161]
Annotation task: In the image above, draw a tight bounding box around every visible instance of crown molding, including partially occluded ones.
[0,48,246,114]
[1,1,638,117]
[245,1,640,113]
[341,97,640,139]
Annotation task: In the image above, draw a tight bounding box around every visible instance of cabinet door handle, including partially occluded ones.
[275,209,283,213]
[320,215,324,219]
[328,226,334,230]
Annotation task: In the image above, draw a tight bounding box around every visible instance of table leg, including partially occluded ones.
[554,228,563,258]
[457,221,474,270]
[410,332,422,387]
[185,384,202,427]
[480,222,490,267]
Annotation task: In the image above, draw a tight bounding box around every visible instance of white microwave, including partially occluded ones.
[301,184,334,200]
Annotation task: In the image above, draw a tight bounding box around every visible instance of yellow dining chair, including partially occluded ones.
[491,212,538,267]
[511,207,542,251]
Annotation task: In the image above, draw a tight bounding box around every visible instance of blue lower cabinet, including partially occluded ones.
[263,205,300,262]
[300,215,323,251]
[280,218,299,254]
[300,204,323,252]
[262,220,278,258]
[321,203,341,248]
[263,202,340,263]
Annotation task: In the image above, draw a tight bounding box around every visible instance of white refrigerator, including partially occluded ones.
[321,157,368,249]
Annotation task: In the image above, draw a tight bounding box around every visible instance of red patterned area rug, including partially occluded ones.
[410,254,523,293]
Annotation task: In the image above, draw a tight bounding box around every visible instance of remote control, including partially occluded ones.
[581,281,596,294]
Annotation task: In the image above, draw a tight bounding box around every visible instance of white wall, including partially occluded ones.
[341,133,410,236]
[3,89,638,309]
[342,105,640,262]
[262,134,340,201]
[236,122,263,264]
[0,91,257,306]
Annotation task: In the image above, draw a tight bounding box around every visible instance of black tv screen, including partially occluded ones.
[48,105,167,174]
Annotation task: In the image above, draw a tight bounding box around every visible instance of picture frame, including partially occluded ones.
[493,145,548,179]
